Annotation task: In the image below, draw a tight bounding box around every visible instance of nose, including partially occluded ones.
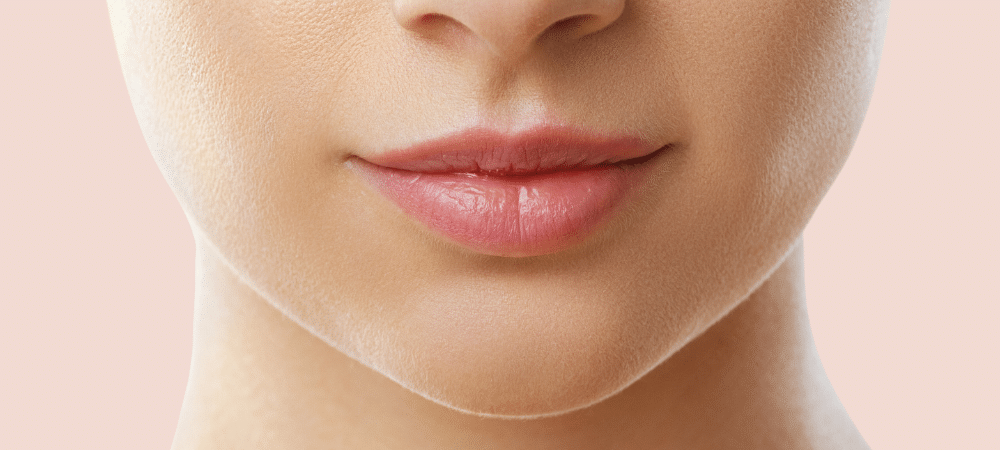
[393,0,626,63]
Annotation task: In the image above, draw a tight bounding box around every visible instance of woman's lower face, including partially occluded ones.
[110,0,887,417]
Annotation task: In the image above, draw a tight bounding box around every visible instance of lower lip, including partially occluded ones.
[347,158,658,257]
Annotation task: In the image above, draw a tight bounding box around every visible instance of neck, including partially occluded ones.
[171,238,868,450]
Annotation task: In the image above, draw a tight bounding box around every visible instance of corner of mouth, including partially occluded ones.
[617,143,672,167]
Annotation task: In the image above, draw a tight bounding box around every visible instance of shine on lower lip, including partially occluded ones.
[348,126,663,257]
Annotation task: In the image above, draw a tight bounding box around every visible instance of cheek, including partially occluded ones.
[672,0,883,234]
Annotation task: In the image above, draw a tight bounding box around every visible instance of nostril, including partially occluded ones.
[408,12,452,32]
[417,13,445,26]
[545,14,600,39]
[407,12,473,43]
[552,15,590,30]
[392,0,626,61]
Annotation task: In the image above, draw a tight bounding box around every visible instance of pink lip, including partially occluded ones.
[347,125,665,257]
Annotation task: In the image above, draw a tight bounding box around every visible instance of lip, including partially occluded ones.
[347,125,666,257]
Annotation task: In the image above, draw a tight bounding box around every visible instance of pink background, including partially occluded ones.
[2,2,997,448]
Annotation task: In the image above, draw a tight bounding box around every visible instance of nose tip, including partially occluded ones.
[393,0,626,63]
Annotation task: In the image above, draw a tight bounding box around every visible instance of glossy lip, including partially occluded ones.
[347,125,666,257]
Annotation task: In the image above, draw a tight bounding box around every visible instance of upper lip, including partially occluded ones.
[361,125,663,176]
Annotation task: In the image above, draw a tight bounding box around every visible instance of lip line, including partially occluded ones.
[359,124,661,176]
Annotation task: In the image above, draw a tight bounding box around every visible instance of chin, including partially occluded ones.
[394,353,646,419]
[429,385,625,420]
[357,296,682,419]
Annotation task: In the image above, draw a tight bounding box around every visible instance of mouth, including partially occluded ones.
[347,125,668,257]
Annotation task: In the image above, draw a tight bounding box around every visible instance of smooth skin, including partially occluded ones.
[108,0,887,448]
